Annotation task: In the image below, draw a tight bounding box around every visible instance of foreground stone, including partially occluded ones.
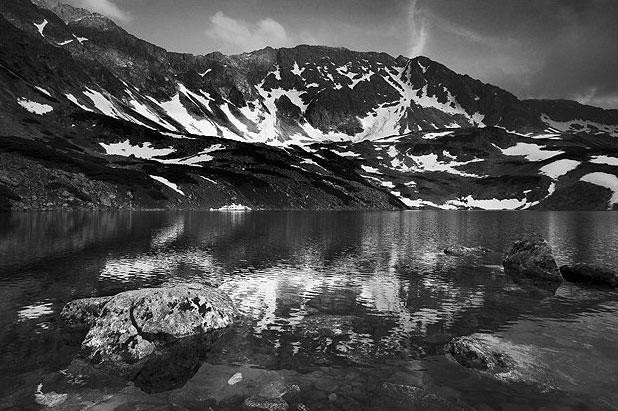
[62,283,238,365]
[444,244,491,257]
[560,263,617,287]
[503,237,562,284]
[446,335,514,373]
[61,296,112,327]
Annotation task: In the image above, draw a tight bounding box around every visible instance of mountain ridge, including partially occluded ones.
[0,0,617,211]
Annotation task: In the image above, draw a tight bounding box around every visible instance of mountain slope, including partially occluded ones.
[0,0,617,210]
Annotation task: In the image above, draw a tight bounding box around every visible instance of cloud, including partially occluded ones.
[573,88,618,110]
[205,12,291,53]
[67,0,131,22]
[407,0,428,56]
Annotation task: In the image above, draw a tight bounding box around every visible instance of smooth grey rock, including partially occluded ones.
[560,263,617,287]
[63,283,237,365]
[444,244,491,257]
[61,296,112,327]
[503,237,562,283]
[446,335,513,373]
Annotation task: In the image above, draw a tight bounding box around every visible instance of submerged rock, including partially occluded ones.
[62,283,238,365]
[560,263,617,287]
[243,381,300,411]
[34,383,67,408]
[372,383,470,411]
[503,237,562,284]
[444,244,491,257]
[446,335,514,373]
[243,396,289,411]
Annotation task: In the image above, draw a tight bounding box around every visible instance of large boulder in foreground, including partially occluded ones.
[503,237,562,284]
[446,335,513,373]
[560,263,617,287]
[62,283,238,365]
[61,296,113,327]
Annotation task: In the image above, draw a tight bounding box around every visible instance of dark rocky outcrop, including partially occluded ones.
[62,283,238,365]
[444,244,491,257]
[503,237,562,284]
[560,263,617,287]
[446,335,514,373]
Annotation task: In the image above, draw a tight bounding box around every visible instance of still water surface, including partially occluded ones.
[0,211,617,409]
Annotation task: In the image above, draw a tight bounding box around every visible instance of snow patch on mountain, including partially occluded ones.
[389,192,445,209]
[446,196,527,210]
[83,88,125,118]
[127,95,175,131]
[150,175,185,196]
[33,19,47,37]
[423,130,454,139]
[590,155,618,166]
[291,62,304,77]
[499,143,563,161]
[539,159,580,179]
[357,104,405,139]
[35,86,51,97]
[17,98,52,114]
[155,91,218,136]
[65,93,92,111]
[210,204,252,211]
[541,114,618,136]
[361,165,381,174]
[385,149,483,178]
[99,140,175,159]
[580,172,618,206]
[332,149,360,158]
[220,103,250,135]
[73,34,88,44]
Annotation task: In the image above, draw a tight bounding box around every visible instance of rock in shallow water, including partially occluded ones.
[372,383,471,411]
[446,335,514,373]
[503,237,562,284]
[444,244,491,257]
[62,283,238,365]
[560,263,617,287]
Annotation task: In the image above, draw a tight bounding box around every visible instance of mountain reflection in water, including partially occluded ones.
[0,210,617,409]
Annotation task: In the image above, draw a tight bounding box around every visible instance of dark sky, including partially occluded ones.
[64,0,618,109]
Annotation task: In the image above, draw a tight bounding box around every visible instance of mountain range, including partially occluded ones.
[1,0,617,210]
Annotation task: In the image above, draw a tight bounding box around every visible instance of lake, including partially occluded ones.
[1,210,617,410]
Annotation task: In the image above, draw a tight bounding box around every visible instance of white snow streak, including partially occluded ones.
[150,175,185,196]
[17,98,52,114]
[33,19,48,37]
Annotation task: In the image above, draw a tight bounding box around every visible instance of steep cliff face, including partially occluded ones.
[0,0,617,210]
